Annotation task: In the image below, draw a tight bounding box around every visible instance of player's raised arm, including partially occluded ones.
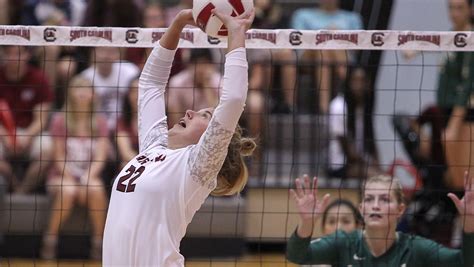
[138,10,195,152]
[187,9,255,188]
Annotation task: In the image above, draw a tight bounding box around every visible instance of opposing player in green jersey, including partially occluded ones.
[287,174,474,266]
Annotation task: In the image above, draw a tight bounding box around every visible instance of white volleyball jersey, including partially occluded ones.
[103,44,248,267]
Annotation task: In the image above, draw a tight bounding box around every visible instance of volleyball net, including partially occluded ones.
[0,25,471,262]
[0,25,470,50]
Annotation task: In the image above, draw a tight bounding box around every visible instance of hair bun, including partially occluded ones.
[240,138,256,157]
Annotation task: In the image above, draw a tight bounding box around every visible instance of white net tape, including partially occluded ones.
[0,25,473,51]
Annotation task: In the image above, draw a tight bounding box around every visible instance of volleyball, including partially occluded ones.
[192,0,254,38]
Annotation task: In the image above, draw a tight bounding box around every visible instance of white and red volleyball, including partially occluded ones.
[193,0,254,38]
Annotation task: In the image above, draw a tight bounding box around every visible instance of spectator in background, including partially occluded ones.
[395,0,474,191]
[0,173,4,247]
[41,76,109,260]
[143,1,166,29]
[117,78,139,168]
[81,47,140,132]
[167,49,222,127]
[126,2,184,76]
[244,50,266,140]
[34,0,87,26]
[327,67,381,179]
[291,0,363,113]
[165,0,192,26]
[82,0,141,27]
[126,2,167,70]
[0,158,15,191]
[0,0,83,110]
[254,0,285,29]
[78,0,143,93]
[1,0,84,25]
[392,0,474,248]
[0,46,53,194]
[0,0,10,24]
[253,0,296,113]
[33,0,87,109]
[0,99,18,191]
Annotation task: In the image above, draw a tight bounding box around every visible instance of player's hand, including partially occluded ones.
[212,8,255,34]
[448,171,474,233]
[290,174,330,223]
[175,9,197,28]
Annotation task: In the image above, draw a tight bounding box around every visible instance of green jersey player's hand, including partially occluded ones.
[448,171,474,233]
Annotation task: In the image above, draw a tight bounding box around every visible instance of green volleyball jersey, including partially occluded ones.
[287,230,474,267]
[437,52,474,108]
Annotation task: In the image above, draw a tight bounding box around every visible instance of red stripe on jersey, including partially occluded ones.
[196,3,215,31]
[228,0,245,15]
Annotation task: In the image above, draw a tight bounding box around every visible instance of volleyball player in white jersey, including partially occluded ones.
[102,8,256,267]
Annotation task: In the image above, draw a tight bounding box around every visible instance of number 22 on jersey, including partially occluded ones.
[116,165,145,193]
[115,154,167,193]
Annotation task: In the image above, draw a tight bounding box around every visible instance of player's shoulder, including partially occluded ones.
[397,232,438,248]
[403,232,435,243]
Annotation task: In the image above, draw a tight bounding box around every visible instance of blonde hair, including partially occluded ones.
[64,75,97,135]
[212,125,256,196]
[363,175,405,204]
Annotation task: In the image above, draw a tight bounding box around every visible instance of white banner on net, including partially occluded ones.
[0,25,473,51]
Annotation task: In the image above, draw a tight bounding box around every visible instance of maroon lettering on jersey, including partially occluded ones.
[155,154,166,162]
[137,155,150,165]
[116,165,145,193]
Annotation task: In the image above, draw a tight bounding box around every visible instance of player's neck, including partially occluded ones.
[363,228,398,257]
[168,135,190,150]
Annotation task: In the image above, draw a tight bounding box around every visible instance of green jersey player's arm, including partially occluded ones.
[417,234,474,267]
[287,230,342,265]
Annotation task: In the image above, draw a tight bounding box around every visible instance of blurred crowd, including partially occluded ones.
[0,0,472,260]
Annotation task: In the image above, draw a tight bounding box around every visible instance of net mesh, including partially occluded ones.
[0,25,472,265]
